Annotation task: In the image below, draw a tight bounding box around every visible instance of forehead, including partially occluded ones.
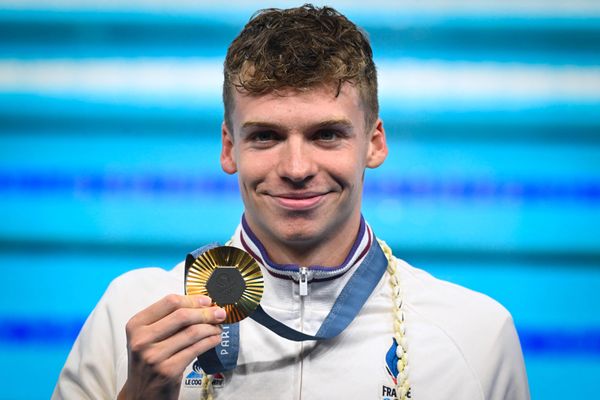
[229,83,365,131]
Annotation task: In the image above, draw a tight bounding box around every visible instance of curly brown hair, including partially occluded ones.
[223,4,378,130]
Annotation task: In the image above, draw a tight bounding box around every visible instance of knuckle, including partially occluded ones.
[209,332,222,346]
[163,294,182,309]
[142,347,161,366]
[172,307,193,324]
[212,324,223,336]
[125,319,136,338]
[127,328,151,354]
[184,323,220,343]
[184,324,206,342]
[192,332,221,355]
[157,359,184,378]
[201,307,217,322]
[125,315,145,339]
[128,336,146,353]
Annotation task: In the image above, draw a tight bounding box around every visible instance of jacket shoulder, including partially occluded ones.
[396,259,529,399]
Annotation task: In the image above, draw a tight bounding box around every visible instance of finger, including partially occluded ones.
[140,322,223,367]
[146,306,227,343]
[158,332,223,378]
[129,294,213,327]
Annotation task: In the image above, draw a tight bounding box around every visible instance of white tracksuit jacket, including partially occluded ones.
[53,220,529,399]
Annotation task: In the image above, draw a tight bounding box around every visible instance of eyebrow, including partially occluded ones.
[241,121,282,132]
[314,119,354,130]
[240,118,354,132]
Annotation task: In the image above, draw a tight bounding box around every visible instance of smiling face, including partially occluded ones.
[221,83,387,266]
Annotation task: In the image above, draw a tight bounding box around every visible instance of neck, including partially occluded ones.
[242,214,364,268]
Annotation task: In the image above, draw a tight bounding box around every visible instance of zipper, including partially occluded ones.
[298,266,309,399]
[299,267,309,296]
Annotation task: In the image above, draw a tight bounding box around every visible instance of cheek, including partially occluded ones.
[329,157,365,185]
[236,154,273,186]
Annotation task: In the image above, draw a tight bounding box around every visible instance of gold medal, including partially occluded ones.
[185,246,264,323]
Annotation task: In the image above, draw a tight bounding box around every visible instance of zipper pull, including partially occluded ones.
[299,267,309,296]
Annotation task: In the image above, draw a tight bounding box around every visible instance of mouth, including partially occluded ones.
[268,192,329,210]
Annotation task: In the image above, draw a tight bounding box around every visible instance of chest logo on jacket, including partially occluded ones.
[183,360,225,389]
[383,339,412,399]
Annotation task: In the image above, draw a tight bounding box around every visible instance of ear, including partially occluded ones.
[366,119,388,168]
[220,122,237,174]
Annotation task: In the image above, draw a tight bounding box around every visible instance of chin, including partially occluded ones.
[275,221,324,244]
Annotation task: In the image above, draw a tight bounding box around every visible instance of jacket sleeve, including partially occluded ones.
[52,282,124,400]
[482,313,531,400]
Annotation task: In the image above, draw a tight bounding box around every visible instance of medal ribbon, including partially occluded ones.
[185,238,388,373]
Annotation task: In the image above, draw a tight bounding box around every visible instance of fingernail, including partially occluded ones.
[214,308,226,320]
[197,296,212,307]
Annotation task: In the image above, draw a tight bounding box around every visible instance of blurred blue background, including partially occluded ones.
[1,0,599,398]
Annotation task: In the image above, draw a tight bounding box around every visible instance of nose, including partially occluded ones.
[277,136,316,185]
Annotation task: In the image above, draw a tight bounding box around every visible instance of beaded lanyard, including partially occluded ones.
[380,239,410,400]
[200,239,410,400]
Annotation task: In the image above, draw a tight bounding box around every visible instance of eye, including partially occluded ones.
[314,129,339,142]
[252,130,278,142]
[246,130,282,149]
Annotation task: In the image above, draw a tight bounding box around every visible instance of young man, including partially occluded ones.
[53,5,529,400]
